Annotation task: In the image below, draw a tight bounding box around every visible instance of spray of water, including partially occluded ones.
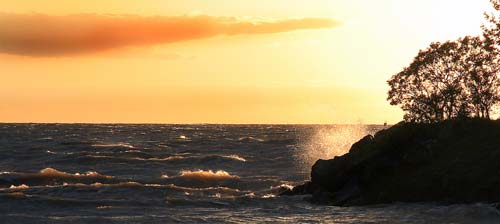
[295,125,370,175]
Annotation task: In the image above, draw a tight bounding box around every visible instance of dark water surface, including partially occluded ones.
[0,124,499,223]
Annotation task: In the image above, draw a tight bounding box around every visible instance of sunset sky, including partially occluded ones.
[0,0,493,124]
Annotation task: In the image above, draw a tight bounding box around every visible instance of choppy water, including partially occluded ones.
[0,123,499,223]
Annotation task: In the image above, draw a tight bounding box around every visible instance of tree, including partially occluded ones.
[388,0,500,122]
[388,40,466,122]
[480,0,500,118]
[458,36,500,119]
[483,0,500,55]
[388,36,500,122]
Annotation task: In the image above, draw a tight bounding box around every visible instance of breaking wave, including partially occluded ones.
[1,182,244,193]
[85,155,186,162]
[64,181,144,188]
[165,170,240,181]
[84,154,246,163]
[9,184,29,190]
[166,184,242,193]
[0,168,114,186]
[38,168,113,179]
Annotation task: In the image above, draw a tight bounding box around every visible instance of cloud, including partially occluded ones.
[0,13,339,56]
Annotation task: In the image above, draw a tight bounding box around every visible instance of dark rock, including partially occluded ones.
[279,181,319,196]
[287,119,500,206]
[349,135,373,154]
[309,189,336,204]
[287,183,308,195]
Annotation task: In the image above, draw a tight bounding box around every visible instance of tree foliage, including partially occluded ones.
[388,0,500,122]
[388,35,500,122]
[460,36,500,119]
[387,0,500,122]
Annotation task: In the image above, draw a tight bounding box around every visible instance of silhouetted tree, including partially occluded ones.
[480,0,500,118]
[388,40,466,122]
[388,36,499,122]
[388,0,500,122]
[483,0,500,55]
[457,36,500,119]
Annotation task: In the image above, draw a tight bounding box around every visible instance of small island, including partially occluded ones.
[283,0,500,206]
[283,119,500,205]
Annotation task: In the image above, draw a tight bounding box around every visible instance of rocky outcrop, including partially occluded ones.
[282,119,500,206]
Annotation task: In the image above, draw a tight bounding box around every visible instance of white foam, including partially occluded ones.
[9,184,29,190]
[222,155,247,162]
[238,136,265,142]
[262,194,276,199]
[39,168,114,179]
[166,170,240,181]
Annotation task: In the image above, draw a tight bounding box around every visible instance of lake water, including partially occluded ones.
[0,124,499,223]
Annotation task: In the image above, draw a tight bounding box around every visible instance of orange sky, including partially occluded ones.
[0,0,493,124]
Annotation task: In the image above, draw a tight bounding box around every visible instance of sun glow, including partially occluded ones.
[0,0,494,124]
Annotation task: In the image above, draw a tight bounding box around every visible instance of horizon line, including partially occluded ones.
[0,121,393,126]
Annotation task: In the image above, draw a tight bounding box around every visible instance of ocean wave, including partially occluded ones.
[1,192,27,198]
[0,168,114,186]
[91,143,135,149]
[192,154,247,163]
[85,155,186,162]
[39,168,113,179]
[35,137,53,141]
[165,170,240,182]
[262,138,296,145]
[166,184,242,193]
[238,136,297,144]
[84,154,246,163]
[222,155,247,162]
[63,181,144,188]
[238,137,265,142]
[271,183,294,191]
[0,182,145,192]
[9,184,29,190]
[59,141,93,146]
[262,194,277,199]
[0,181,245,194]
[165,197,233,207]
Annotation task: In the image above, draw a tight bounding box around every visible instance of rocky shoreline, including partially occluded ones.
[282,119,500,206]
